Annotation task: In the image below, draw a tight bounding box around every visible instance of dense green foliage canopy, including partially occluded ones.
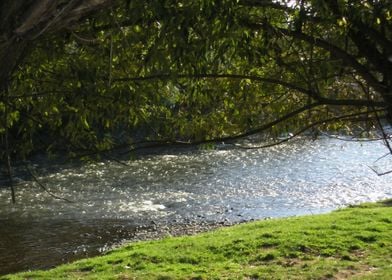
[0,0,391,163]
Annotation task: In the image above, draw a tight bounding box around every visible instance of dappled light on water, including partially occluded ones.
[0,137,391,274]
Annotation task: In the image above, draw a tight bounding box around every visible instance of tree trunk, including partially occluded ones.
[0,0,114,92]
[0,40,28,93]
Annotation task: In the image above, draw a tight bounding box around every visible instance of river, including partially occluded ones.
[0,137,391,275]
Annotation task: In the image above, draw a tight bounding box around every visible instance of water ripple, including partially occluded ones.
[0,137,392,273]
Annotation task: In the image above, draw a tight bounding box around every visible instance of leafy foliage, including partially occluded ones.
[0,0,391,160]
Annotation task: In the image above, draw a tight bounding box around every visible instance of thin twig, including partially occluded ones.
[367,105,392,176]
[374,152,391,163]
[30,0,79,40]
[368,165,392,176]
[24,164,73,203]
[374,107,392,154]
[108,33,113,87]
[3,87,15,203]
[233,110,384,149]
[104,154,131,167]
[318,131,389,142]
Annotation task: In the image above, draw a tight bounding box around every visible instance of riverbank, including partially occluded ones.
[2,199,391,279]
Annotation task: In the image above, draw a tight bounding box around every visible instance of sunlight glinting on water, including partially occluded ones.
[1,138,392,274]
[1,138,392,222]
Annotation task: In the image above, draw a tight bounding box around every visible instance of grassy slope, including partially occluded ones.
[2,200,392,280]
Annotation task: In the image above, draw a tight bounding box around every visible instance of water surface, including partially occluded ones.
[0,138,391,274]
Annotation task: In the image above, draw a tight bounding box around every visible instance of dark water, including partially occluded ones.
[0,138,391,275]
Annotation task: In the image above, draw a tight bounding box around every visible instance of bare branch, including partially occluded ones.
[24,164,73,203]
[374,107,392,155]
[15,0,115,39]
[71,102,321,159]
[3,87,16,203]
[369,165,392,176]
[234,109,385,149]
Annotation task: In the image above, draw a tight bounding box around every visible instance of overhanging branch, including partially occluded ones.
[74,102,322,159]
[112,73,386,108]
[74,103,386,160]
[241,19,387,95]
[233,109,386,149]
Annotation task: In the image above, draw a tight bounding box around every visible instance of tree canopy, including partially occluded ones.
[1,0,391,165]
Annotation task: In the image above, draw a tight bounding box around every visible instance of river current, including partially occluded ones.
[0,137,391,274]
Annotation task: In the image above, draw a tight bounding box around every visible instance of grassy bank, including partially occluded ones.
[2,200,392,280]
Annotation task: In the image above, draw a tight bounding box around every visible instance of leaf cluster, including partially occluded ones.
[1,0,390,160]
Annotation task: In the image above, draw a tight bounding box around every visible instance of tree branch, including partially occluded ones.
[112,73,386,108]
[239,0,294,12]
[234,109,386,149]
[241,19,387,95]
[24,164,73,203]
[2,85,16,203]
[73,102,322,159]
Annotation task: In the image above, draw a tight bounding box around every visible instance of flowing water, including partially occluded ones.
[0,137,391,275]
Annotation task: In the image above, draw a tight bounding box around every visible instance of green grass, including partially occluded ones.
[2,200,392,279]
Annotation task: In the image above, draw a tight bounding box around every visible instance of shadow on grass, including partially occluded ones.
[381,199,392,207]
[347,199,392,209]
